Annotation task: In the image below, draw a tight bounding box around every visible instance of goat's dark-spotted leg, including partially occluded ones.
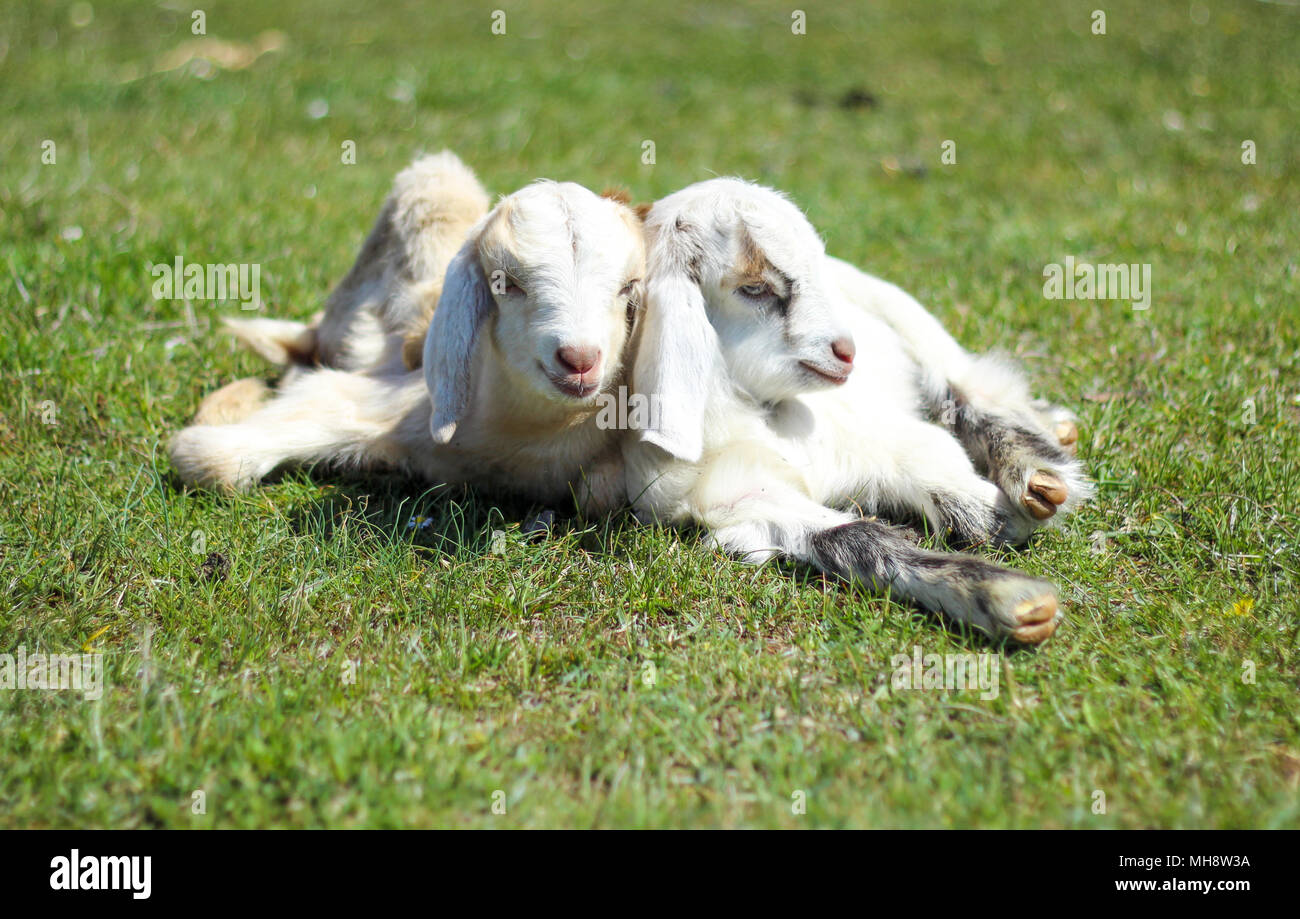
[810,517,1060,644]
[938,388,1089,532]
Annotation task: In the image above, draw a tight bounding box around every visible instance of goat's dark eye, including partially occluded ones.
[737,282,773,300]
[620,280,639,298]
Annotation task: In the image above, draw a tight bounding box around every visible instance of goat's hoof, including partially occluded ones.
[1054,420,1079,455]
[976,575,1061,645]
[1032,399,1081,452]
[986,404,1087,529]
[192,377,270,426]
[1009,594,1059,644]
[1023,471,1068,519]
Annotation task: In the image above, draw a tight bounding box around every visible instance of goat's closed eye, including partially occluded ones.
[620,279,640,298]
[489,268,525,298]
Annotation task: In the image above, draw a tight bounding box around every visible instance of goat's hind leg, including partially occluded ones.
[692,480,1059,643]
[190,377,271,426]
[810,518,1060,644]
[169,368,428,491]
[943,381,1092,527]
[838,267,1082,465]
[845,413,1030,546]
[859,284,1089,521]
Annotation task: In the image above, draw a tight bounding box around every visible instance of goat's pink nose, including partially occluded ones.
[556,345,601,376]
[831,337,856,365]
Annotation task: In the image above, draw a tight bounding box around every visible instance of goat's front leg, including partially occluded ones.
[937,369,1092,529]
[907,352,1089,528]
[569,449,627,519]
[831,261,1087,520]
[810,517,1060,644]
[914,351,1088,527]
[699,484,1059,645]
[1030,398,1081,456]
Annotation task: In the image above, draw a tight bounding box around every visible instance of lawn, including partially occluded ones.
[1,0,1297,828]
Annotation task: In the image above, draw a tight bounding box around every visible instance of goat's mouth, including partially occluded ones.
[552,379,600,399]
[799,360,851,385]
[541,364,601,400]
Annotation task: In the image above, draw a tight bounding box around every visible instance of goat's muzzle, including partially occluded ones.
[548,345,603,398]
[801,338,855,385]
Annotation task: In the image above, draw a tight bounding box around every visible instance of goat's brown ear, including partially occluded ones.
[603,187,651,222]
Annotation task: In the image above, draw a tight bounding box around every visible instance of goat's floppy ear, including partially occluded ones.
[632,250,718,463]
[423,235,494,445]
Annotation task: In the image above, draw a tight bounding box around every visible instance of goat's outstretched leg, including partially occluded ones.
[169,368,429,491]
[190,377,272,426]
[912,348,1088,527]
[906,346,1088,526]
[810,517,1060,644]
[816,411,1039,546]
[1030,398,1080,456]
[697,485,1060,645]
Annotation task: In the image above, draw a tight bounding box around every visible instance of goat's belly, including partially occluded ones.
[770,390,922,507]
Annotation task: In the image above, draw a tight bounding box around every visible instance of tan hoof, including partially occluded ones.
[1024,471,1068,519]
[192,377,270,426]
[1055,420,1079,455]
[1010,594,1059,644]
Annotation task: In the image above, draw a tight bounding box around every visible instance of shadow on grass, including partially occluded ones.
[163,461,639,560]
[163,463,1056,652]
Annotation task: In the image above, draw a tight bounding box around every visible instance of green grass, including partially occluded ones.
[1,0,1298,828]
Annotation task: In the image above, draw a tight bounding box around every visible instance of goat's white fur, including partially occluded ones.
[626,178,1090,642]
[823,259,1091,519]
[171,168,645,514]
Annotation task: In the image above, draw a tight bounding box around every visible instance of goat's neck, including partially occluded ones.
[696,372,776,455]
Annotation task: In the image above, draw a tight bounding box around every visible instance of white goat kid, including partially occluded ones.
[170,180,645,514]
[626,179,1090,644]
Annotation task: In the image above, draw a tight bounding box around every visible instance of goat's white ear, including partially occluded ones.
[423,236,493,444]
[632,268,718,463]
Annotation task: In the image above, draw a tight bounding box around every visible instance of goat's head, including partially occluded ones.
[632,178,855,461]
[423,181,646,443]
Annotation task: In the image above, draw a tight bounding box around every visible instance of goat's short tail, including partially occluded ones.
[222,315,321,366]
[808,518,1061,645]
